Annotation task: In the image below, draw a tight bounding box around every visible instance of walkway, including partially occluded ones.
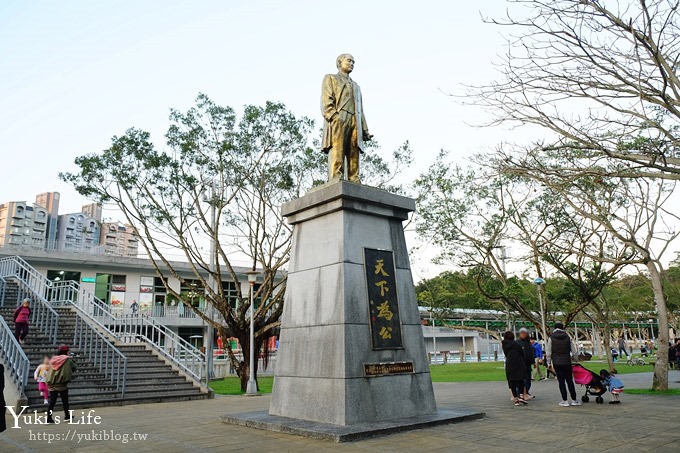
[2,371,679,452]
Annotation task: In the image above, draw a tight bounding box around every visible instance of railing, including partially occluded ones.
[112,314,205,382]
[0,277,5,307]
[0,256,59,345]
[152,304,198,319]
[49,280,205,384]
[72,306,127,397]
[0,256,205,386]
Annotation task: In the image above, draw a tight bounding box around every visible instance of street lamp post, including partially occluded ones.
[430,308,437,364]
[533,277,548,342]
[245,270,259,395]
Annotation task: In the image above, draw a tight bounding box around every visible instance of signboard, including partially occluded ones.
[364,248,403,350]
[364,361,414,377]
[81,277,96,283]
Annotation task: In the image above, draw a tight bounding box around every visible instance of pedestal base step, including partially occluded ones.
[221,407,485,442]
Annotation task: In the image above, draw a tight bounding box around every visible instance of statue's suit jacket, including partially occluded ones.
[321,73,369,153]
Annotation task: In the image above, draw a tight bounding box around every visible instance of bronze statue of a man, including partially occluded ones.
[321,54,372,183]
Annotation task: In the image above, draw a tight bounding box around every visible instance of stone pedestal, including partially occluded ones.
[269,181,436,425]
[223,182,484,441]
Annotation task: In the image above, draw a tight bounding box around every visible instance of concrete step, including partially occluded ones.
[27,391,210,411]
[2,285,208,409]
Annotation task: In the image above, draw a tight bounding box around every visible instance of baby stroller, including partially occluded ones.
[572,364,607,404]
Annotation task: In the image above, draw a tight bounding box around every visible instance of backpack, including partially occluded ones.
[46,358,74,386]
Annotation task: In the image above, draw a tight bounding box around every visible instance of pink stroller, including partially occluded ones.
[572,364,607,404]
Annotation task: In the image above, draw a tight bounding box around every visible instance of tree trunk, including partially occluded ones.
[602,322,615,373]
[647,261,669,391]
[235,331,262,392]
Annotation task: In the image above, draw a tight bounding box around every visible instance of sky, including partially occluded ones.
[4,0,649,278]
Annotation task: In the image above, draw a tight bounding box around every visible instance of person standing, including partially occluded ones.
[531,337,545,380]
[13,299,31,344]
[46,345,77,423]
[617,336,628,358]
[546,322,581,407]
[517,328,535,399]
[502,331,528,406]
[668,341,676,369]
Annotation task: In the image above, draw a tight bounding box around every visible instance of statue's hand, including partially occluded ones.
[363,132,373,141]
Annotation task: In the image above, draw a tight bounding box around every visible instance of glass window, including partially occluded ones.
[180,279,203,308]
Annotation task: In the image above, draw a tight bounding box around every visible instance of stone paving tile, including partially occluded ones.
[2,374,680,452]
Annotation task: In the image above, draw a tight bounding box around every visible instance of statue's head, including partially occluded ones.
[336,53,355,74]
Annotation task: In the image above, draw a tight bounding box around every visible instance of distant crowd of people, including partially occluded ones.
[502,323,626,407]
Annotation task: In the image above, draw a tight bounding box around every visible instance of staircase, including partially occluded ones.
[1,280,211,409]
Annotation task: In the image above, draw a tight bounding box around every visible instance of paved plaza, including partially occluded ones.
[2,372,679,452]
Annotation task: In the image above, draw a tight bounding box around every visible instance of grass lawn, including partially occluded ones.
[209,361,656,394]
[210,376,274,395]
[625,388,680,395]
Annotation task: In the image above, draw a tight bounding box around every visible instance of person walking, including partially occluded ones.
[34,355,51,405]
[546,322,581,407]
[46,345,77,423]
[13,299,31,344]
[517,328,535,399]
[617,336,628,358]
[531,337,545,380]
[502,331,528,406]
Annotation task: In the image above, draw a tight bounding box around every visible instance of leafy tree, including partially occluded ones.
[61,93,412,390]
[415,154,613,338]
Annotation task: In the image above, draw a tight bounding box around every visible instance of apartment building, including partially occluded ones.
[100,221,139,257]
[55,212,101,251]
[35,191,60,246]
[0,202,49,248]
[81,202,102,222]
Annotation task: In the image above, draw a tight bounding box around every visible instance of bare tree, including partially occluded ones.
[471,0,680,178]
[500,149,679,390]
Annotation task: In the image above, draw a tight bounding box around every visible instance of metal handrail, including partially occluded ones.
[0,256,59,345]
[0,255,205,385]
[49,280,205,383]
[71,305,127,397]
[114,314,205,382]
[0,302,31,392]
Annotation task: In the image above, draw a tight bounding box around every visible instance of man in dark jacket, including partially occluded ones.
[502,331,528,406]
[517,328,535,400]
[546,322,581,407]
